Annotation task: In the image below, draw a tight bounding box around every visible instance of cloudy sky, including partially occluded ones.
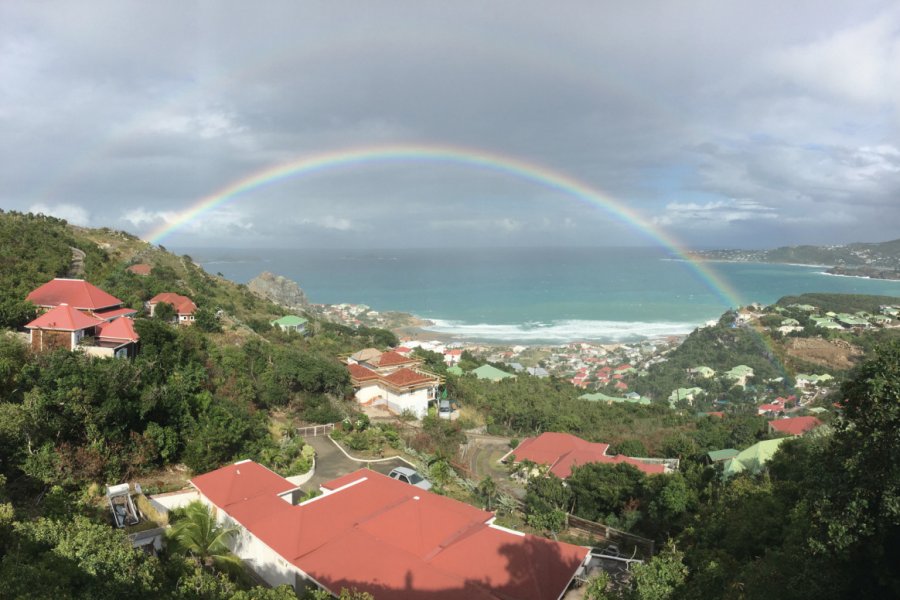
[2,1,899,249]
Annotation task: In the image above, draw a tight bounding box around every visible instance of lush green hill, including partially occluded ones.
[691,237,900,269]
[0,209,298,332]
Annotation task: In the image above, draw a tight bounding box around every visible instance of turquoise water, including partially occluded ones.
[187,247,900,343]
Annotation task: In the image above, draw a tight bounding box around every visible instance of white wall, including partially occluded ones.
[149,490,198,515]
[385,387,430,418]
[198,492,307,591]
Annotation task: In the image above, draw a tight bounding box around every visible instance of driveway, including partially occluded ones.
[301,434,415,491]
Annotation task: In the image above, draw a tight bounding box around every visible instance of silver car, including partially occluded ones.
[388,467,433,491]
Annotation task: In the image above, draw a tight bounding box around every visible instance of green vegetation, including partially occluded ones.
[694,237,900,269]
[0,212,403,598]
[2,212,898,599]
[775,292,900,315]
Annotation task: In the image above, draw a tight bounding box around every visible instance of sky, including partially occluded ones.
[1,1,899,249]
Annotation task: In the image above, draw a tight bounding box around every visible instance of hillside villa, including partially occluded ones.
[271,315,308,333]
[722,438,788,478]
[725,365,754,388]
[472,364,516,382]
[668,386,703,408]
[185,460,589,599]
[148,292,197,325]
[346,348,441,419]
[24,278,140,358]
[502,432,677,477]
[768,416,823,436]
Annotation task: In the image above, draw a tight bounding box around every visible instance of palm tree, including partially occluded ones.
[476,475,498,511]
[166,501,242,573]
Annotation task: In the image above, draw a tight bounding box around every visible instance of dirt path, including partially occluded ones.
[68,246,86,277]
[462,436,524,499]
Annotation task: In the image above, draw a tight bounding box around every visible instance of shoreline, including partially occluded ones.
[392,321,695,348]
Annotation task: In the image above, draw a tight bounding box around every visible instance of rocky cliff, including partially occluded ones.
[248,271,309,309]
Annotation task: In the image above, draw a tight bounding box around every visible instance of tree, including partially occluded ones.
[627,543,687,600]
[1,515,163,598]
[805,340,900,594]
[476,475,498,511]
[567,462,645,523]
[194,307,221,332]
[524,473,572,538]
[154,301,177,322]
[167,501,243,574]
[584,571,615,600]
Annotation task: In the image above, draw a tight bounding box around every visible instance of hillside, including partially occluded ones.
[0,210,296,334]
[690,237,900,274]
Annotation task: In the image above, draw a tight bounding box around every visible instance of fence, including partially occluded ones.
[566,514,655,557]
[296,423,336,437]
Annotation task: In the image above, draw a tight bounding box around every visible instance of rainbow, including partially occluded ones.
[146,142,744,309]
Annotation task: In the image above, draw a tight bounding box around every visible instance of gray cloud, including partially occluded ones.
[1,1,899,249]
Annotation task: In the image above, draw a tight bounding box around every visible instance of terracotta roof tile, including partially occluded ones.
[769,416,823,436]
[27,278,123,311]
[513,432,664,477]
[191,463,588,600]
[26,304,102,331]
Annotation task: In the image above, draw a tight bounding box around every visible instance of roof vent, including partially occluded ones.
[413,496,420,501]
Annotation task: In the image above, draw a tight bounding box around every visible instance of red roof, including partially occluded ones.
[96,317,139,342]
[373,351,416,367]
[27,278,123,311]
[25,304,102,331]
[150,293,196,315]
[126,264,152,275]
[94,306,138,321]
[512,432,665,477]
[769,416,823,436]
[192,462,587,600]
[382,367,438,387]
[347,363,380,381]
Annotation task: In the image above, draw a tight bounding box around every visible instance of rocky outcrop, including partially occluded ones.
[248,272,309,309]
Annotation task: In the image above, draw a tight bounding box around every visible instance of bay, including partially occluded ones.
[184,246,900,344]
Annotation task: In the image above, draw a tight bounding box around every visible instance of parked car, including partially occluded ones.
[388,467,433,491]
[438,399,454,419]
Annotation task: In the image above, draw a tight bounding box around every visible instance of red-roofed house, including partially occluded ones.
[190,460,589,599]
[25,304,139,358]
[347,361,440,419]
[25,305,103,352]
[503,432,673,477]
[768,416,823,437]
[126,263,153,276]
[444,348,463,365]
[148,293,197,325]
[94,317,141,358]
[26,278,136,321]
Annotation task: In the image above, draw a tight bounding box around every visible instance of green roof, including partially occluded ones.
[723,438,787,477]
[690,366,715,377]
[668,387,703,402]
[472,364,516,381]
[271,315,308,327]
[580,392,620,402]
[446,365,463,376]
[580,392,650,405]
[726,365,754,377]
[707,448,739,462]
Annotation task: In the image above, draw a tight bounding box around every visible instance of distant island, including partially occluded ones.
[689,238,900,280]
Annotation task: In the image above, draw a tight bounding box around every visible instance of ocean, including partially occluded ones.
[184,246,900,344]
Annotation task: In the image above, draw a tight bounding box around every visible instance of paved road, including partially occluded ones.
[301,435,412,491]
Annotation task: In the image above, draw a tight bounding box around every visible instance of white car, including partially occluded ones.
[388,467,433,491]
